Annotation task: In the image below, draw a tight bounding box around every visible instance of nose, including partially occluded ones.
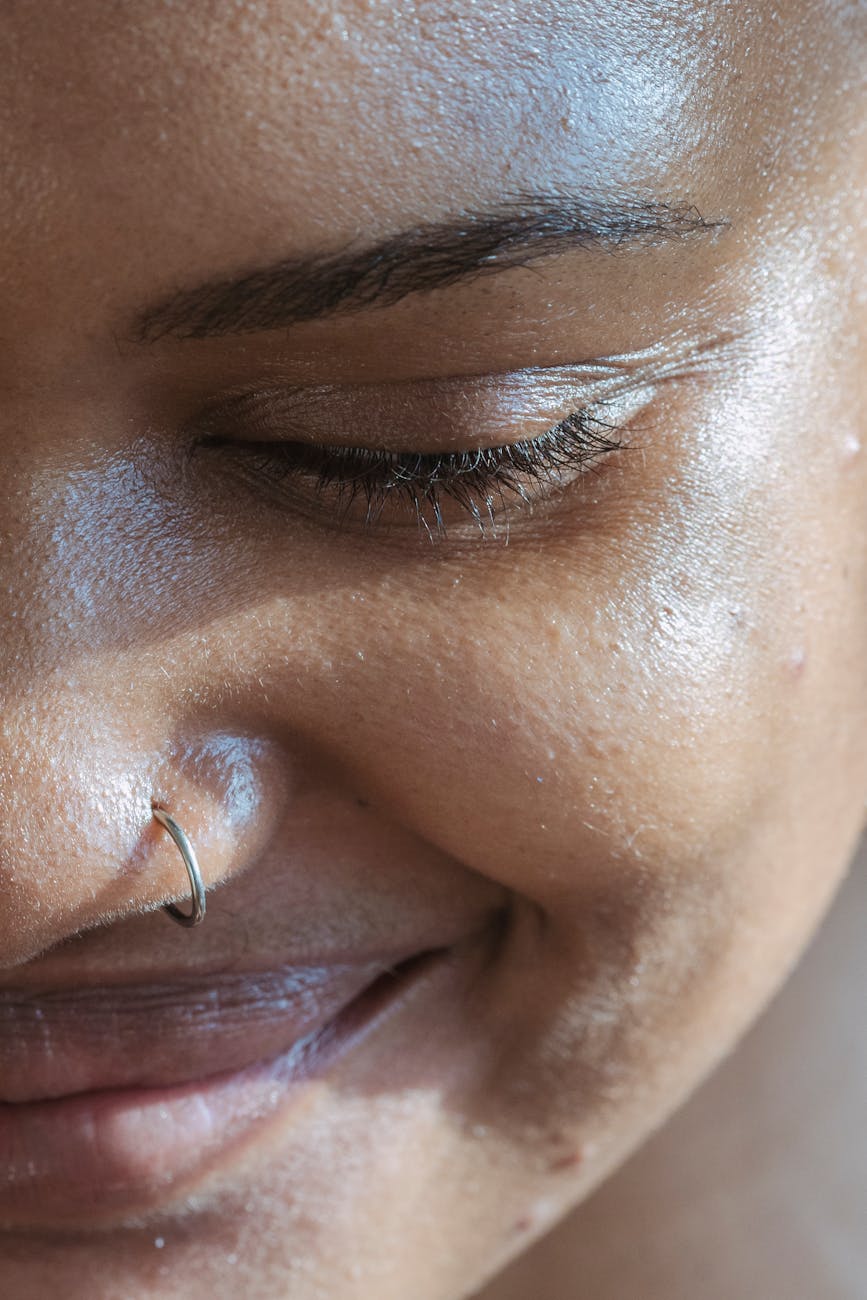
[0,686,280,968]
[0,413,289,968]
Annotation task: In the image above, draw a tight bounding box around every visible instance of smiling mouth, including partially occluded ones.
[0,916,504,1227]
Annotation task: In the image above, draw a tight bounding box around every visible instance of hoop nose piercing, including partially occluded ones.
[151,804,207,927]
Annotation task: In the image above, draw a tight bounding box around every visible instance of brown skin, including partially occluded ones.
[0,2,865,1298]
[480,839,867,1299]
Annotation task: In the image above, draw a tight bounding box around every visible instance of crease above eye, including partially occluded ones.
[195,363,654,457]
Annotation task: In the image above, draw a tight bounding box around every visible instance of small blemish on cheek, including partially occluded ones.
[842,433,861,466]
[548,1148,585,1173]
[512,1214,534,1235]
[787,647,808,679]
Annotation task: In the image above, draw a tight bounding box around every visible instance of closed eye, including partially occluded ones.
[203,405,627,538]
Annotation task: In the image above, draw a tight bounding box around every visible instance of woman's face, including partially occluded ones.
[0,2,865,1297]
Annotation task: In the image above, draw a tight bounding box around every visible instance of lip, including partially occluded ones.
[0,959,412,1102]
[0,926,496,1228]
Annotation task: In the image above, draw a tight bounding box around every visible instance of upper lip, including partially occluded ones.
[0,958,416,1103]
[0,903,503,1104]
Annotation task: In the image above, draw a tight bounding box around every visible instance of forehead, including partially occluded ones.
[0,2,806,232]
[0,0,848,357]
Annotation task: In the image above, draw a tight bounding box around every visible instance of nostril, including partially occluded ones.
[166,731,277,831]
[0,720,289,969]
[142,726,289,921]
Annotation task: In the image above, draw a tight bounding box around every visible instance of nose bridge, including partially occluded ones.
[0,428,268,968]
[0,385,293,966]
[0,503,83,688]
[0,390,208,684]
[0,384,154,933]
[0,402,55,668]
[0,682,145,858]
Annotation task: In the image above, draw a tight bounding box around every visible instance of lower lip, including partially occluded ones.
[0,944,469,1228]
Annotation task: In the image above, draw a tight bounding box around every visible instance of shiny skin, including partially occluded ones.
[0,2,865,1298]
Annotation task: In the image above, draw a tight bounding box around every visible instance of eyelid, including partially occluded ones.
[195,364,654,456]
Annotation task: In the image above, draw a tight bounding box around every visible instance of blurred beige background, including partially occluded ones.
[479,832,867,1299]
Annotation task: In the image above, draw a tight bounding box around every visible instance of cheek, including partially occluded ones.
[365,572,765,908]
[333,518,796,905]
[289,392,866,1121]
[315,464,864,1163]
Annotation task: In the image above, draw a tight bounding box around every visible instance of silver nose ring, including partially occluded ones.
[151,804,207,927]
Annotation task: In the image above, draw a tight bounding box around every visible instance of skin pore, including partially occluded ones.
[0,2,865,1298]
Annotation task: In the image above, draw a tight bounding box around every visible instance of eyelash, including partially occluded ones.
[209,407,625,533]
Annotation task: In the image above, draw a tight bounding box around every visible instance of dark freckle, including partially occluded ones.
[356,797,370,809]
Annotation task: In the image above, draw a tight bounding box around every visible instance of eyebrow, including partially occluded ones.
[134,194,724,343]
